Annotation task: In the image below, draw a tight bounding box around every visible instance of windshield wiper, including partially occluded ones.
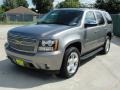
[37,21,49,24]
[37,21,69,26]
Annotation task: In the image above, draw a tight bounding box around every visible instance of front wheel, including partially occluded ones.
[58,47,80,78]
[101,36,111,54]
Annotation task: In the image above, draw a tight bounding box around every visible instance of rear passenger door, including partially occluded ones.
[94,11,106,46]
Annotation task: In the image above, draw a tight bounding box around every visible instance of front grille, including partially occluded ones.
[8,34,37,53]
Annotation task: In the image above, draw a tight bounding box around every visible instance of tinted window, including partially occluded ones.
[96,12,105,25]
[38,10,83,26]
[104,12,112,24]
[85,11,97,24]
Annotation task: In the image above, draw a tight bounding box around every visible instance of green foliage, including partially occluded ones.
[2,0,28,11]
[0,7,5,14]
[95,0,120,14]
[0,7,5,22]
[16,0,28,8]
[32,0,54,14]
[56,0,80,8]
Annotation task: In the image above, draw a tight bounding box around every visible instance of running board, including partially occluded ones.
[80,47,103,60]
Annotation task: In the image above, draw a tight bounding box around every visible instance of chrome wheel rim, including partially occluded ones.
[105,38,110,52]
[67,52,79,74]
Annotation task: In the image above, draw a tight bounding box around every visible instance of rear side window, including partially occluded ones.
[95,12,105,25]
[104,12,112,24]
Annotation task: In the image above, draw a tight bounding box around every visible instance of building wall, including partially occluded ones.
[6,13,37,22]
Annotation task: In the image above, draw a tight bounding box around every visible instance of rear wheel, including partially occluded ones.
[101,36,111,54]
[58,47,80,78]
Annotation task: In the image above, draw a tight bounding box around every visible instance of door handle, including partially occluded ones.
[104,28,108,30]
[94,31,98,33]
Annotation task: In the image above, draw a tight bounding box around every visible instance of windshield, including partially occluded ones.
[38,10,83,26]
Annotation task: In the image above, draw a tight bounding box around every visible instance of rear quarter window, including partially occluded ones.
[104,12,112,24]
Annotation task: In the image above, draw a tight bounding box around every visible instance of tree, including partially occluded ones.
[0,7,5,21]
[0,7,5,14]
[94,0,106,9]
[32,0,54,13]
[95,0,120,14]
[2,0,28,11]
[16,0,28,8]
[56,0,80,8]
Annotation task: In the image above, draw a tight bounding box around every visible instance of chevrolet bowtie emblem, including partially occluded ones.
[15,40,22,45]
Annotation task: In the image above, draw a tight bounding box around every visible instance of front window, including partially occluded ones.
[85,11,97,24]
[37,10,83,26]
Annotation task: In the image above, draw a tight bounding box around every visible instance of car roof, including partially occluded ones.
[54,8,106,12]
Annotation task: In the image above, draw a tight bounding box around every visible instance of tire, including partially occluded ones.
[101,36,111,54]
[58,47,80,78]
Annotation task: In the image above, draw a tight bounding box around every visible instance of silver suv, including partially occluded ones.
[5,8,113,78]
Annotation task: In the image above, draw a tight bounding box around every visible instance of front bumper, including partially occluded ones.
[5,47,64,71]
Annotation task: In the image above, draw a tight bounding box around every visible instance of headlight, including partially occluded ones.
[38,40,59,52]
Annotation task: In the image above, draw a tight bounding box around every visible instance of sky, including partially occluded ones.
[0,0,96,8]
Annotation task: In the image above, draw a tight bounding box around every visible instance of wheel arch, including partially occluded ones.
[64,40,82,54]
[106,32,112,40]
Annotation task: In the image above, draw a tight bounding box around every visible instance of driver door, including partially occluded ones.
[83,11,98,53]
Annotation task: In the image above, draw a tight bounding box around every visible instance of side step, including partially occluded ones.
[80,47,103,60]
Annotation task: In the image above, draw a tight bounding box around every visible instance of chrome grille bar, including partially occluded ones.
[8,34,37,53]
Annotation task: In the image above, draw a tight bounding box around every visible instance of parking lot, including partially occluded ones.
[0,25,120,90]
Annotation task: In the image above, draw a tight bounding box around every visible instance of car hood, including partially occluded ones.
[9,24,71,39]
